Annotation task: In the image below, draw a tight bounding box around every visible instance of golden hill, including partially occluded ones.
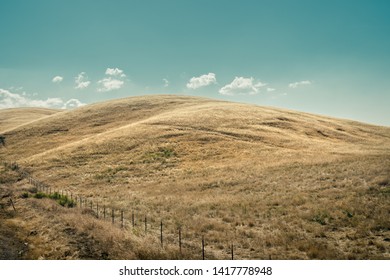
[0,107,61,134]
[1,95,389,260]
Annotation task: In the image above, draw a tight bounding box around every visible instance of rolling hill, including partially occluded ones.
[1,95,389,259]
[0,107,62,134]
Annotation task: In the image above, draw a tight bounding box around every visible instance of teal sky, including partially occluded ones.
[1,0,389,125]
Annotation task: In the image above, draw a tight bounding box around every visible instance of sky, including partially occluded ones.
[0,0,389,126]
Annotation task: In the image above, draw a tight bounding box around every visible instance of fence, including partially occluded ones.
[2,161,238,260]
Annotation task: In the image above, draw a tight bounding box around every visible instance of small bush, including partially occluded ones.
[21,192,29,198]
[57,195,75,208]
[49,192,61,200]
[34,192,47,199]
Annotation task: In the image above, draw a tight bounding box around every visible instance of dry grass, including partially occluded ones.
[0,107,61,134]
[1,95,389,259]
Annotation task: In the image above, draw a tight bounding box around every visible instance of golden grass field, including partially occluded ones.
[1,95,389,259]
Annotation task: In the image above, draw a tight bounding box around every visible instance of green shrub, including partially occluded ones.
[57,195,75,208]
[33,192,47,199]
[33,191,75,207]
[21,192,29,198]
[49,192,61,200]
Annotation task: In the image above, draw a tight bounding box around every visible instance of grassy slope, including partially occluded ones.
[0,107,62,133]
[1,95,389,259]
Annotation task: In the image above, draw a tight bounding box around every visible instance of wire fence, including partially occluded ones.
[2,161,239,260]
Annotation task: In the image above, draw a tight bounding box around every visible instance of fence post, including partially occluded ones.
[202,236,205,260]
[111,208,114,224]
[103,206,106,219]
[121,210,124,228]
[179,227,182,254]
[160,220,163,247]
[132,212,135,227]
[231,243,234,260]
[144,216,147,233]
[96,203,99,219]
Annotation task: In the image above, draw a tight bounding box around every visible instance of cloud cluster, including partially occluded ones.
[185,74,272,95]
[97,78,124,92]
[186,73,216,89]
[219,77,266,96]
[62,99,85,109]
[105,68,126,78]
[184,71,314,96]
[0,88,84,109]
[75,72,91,89]
[288,80,311,88]
[98,68,126,92]
[52,76,63,83]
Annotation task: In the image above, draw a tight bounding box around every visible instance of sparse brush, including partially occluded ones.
[32,191,75,208]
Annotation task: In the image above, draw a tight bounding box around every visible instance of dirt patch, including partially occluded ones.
[0,219,27,259]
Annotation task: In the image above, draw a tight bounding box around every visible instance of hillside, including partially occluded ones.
[0,107,62,134]
[1,95,389,260]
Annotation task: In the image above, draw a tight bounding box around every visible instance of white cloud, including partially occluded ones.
[163,78,169,87]
[75,72,91,89]
[219,77,266,96]
[288,80,311,88]
[186,73,216,89]
[105,67,126,78]
[97,77,124,92]
[0,88,84,109]
[97,68,127,92]
[266,87,276,92]
[52,76,64,83]
[62,99,85,109]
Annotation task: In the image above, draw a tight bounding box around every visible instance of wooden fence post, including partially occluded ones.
[121,210,124,228]
[103,205,106,219]
[96,203,99,219]
[132,212,135,227]
[160,220,163,247]
[111,208,114,224]
[231,243,234,260]
[144,216,147,233]
[179,227,182,254]
[202,236,205,260]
